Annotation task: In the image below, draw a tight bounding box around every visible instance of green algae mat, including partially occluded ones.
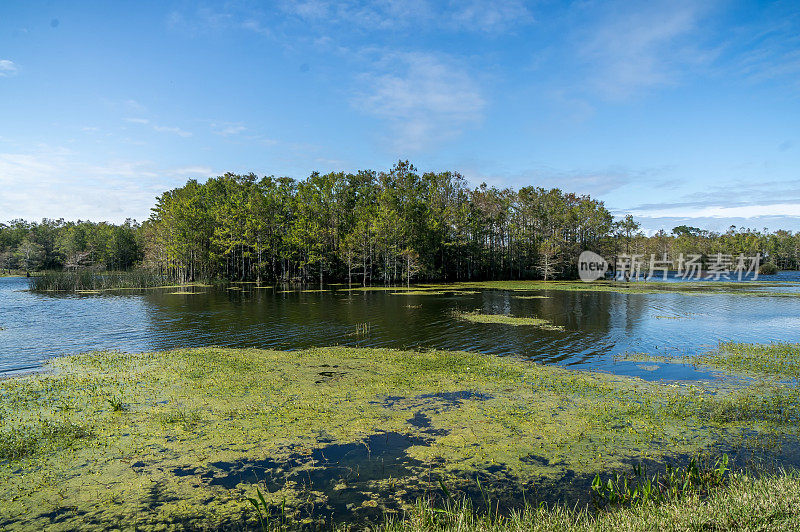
[1,345,799,529]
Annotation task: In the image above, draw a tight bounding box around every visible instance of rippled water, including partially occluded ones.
[3,276,800,378]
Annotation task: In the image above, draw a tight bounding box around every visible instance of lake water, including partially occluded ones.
[3,275,800,379]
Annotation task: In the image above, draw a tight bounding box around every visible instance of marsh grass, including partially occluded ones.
[353,322,372,337]
[392,290,449,296]
[372,468,800,531]
[0,420,92,460]
[29,269,179,292]
[106,395,127,412]
[454,310,564,331]
[158,408,202,429]
[590,454,729,507]
[693,342,800,379]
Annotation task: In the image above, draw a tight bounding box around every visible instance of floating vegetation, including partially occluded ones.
[512,295,549,300]
[614,352,683,364]
[692,342,800,379]
[0,420,92,460]
[391,290,448,296]
[1,345,799,528]
[376,280,800,298]
[453,310,564,331]
[169,290,199,295]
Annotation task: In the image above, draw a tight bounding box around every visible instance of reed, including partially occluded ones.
[29,269,178,292]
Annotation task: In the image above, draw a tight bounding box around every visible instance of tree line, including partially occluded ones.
[0,218,141,273]
[3,161,800,282]
[143,161,615,284]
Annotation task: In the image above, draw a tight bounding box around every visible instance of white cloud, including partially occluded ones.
[0,59,19,77]
[447,0,532,33]
[0,146,215,222]
[211,123,246,136]
[577,0,713,99]
[153,125,192,137]
[176,1,532,35]
[124,118,192,137]
[355,52,485,152]
[627,203,800,220]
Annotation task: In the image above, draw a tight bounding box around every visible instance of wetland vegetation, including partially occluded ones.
[2,341,800,529]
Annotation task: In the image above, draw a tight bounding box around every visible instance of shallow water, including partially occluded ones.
[2,276,800,379]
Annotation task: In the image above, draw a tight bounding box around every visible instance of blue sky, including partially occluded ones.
[1,0,799,233]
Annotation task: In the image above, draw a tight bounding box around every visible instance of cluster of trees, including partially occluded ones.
[144,162,616,284]
[0,219,142,273]
[622,224,800,270]
[5,162,800,282]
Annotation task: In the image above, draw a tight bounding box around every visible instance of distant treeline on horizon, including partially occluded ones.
[2,161,799,282]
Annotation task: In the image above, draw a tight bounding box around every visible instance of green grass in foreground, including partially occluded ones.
[1,345,799,529]
[373,469,800,531]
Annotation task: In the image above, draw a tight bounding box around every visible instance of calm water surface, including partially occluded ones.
[2,275,800,378]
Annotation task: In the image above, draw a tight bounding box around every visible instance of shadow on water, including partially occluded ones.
[167,426,605,527]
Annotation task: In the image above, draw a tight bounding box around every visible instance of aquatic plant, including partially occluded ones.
[453,310,564,331]
[2,344,799,529]
[28,269,182,292]
[693,342,800,379]
[376,468,800,531]
[590,455,729,507]
[759,262,779,275]
[247,487,288,531]
[354,322,372,337]
[0,420,92,460]
[106,395,127,412]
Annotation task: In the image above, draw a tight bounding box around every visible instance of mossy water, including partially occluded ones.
[2,344,800,529]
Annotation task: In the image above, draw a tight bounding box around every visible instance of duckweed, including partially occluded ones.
[1,345,798,529]
[453,311,564,331]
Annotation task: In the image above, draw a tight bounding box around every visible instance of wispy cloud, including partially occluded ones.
[355,52,485,152]
[211,122,247,137]
[171,1,532,36]
[465,163,673,197]
[726,4,800,90]
[575,0,714,99]
[447,0,532,33]
[153,125,193,137]
[0,146,215,222]
[124,118,192,137]
[0,59,19,77]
